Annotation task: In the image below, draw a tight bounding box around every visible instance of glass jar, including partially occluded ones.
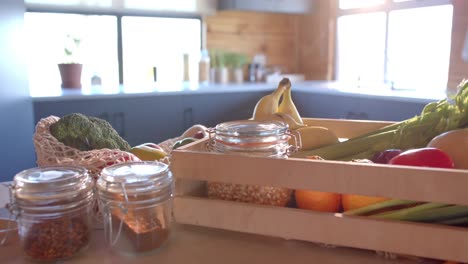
[207,120,300,206]
[96,161,173,256]
[9,166,94,262]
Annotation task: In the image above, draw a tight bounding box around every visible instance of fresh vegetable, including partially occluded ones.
[345,148,462,223]
[370,149,402,164]
[374,204,468,222]
[50,113,131,151]
[291,79,468,160]
[388,147,455,168]
[427,128,468,169]
[172,137,197,150]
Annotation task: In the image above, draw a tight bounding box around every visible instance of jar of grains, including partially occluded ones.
[207,120,300,206]
[96,161,173,255]
[9,166,94,262]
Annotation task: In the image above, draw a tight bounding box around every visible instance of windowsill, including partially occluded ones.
[30,81,448,104]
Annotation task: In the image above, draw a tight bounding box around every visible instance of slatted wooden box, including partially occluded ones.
[170,118,468,263]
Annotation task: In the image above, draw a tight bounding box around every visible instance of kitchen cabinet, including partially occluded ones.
[180,91,269,129]
[293,92,361,120]
[294,91,427,121]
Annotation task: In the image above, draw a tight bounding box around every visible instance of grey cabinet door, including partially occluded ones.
[294,92,361,120]
[359,97,427,122]
[181,91,269,129]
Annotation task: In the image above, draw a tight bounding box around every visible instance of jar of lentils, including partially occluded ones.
[207,120,300,206]
[96,161,174,256]
[9,166,94,262]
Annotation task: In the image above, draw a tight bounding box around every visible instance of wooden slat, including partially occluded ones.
[174,197,468,263]
[171,148,468,205]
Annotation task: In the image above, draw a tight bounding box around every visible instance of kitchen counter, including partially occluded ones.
[0,185,424,264]
[31,81,446,104]
[0,222,422,264]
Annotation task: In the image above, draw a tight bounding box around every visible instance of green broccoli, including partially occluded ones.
[50,113,131,151]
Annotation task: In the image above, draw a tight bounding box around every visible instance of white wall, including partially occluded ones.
[0,0,36,181]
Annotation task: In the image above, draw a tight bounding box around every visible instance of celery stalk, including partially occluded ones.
[343,199,418,216]
[439,216,468,225]
[292,79,468,160]
[372,203,468,222]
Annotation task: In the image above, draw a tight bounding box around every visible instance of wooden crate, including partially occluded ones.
[170,118,468,263]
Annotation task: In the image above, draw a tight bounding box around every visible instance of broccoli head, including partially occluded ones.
[50,113,131,151]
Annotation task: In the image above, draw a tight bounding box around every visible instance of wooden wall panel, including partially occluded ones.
[205,11,300,74]
[297,0,336,80]
[447,0,468,93]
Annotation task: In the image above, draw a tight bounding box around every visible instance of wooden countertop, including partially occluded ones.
[0,222,423,264]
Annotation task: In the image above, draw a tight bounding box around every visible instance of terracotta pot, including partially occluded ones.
[58,63,82,89]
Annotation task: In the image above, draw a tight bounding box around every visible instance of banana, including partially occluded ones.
[291,126,339,150]
[278,85,304,125]
[252,78,291,120]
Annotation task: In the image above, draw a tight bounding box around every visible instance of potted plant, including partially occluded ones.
[58,34,83,89]
[210,50,229,84]
[225,52,248,84]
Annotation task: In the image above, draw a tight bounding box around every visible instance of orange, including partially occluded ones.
[295,190,341,213]
[342,194,389,212]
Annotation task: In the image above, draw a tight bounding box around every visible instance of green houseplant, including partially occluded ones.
[225,52,248,83]
[58,34,83,89]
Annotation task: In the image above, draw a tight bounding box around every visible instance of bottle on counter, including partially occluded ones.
[198,49,210,84]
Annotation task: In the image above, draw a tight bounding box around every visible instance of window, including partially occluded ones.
[24,13,118,96]
[336,0,453,93]
[121,16,201,91]
[24,12,202,96]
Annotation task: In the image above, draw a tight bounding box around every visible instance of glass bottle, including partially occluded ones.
[198,49,210,84]
[96,161,174,256]
[9,166,94,262]
[207,120,300,206]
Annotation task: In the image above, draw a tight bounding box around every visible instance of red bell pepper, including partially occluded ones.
[388,147,455,169]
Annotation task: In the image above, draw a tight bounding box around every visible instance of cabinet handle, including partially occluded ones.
[112,112,125,137]
[183,107,194,129]
[97,112,110,122]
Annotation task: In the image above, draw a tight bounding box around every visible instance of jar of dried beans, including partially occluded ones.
[9,166,94,262]
[207,120,300,206]
[96,161,173,255]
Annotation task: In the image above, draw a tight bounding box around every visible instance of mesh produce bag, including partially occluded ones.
[33,116,140,178]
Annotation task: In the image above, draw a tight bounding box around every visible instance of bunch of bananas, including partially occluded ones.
[252,78,339,151]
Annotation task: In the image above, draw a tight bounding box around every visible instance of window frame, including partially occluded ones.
[335,0,453,88]
[25,7,203,85]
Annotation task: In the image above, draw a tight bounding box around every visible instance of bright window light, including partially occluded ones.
[386,5,453,91]
[24,13,118,96]
[121,16,201,91]
[336,12,387,86]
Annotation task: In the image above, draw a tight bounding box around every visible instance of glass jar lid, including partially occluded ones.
[13,166,92,202]
[213,120,290,146]
[97,161,173,203]
[215,120,289,138]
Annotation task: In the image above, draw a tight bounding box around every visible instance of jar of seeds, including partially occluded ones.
[206,120,300,206]
[9,166,93,262]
